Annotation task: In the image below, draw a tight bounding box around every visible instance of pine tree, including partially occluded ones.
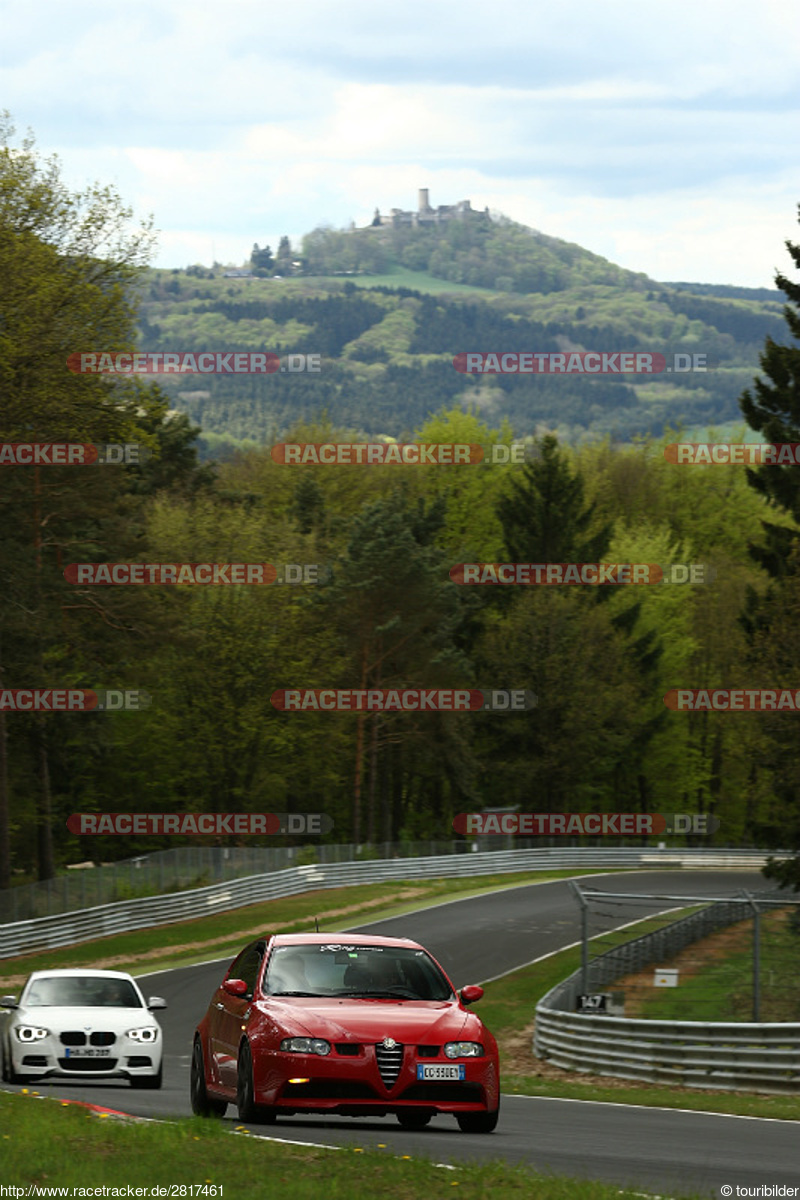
[739,204,800,577]
[738,205,800,887]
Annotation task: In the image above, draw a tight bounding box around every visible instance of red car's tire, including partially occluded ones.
[456,1104,499,1133]
[396,1110,433,1129]
[236,1041,276,1124]
[190,1039,227,1117]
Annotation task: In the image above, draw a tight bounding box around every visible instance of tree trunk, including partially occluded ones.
[0,643,10,889]
[367,714,379,844]
[36,721,55,881]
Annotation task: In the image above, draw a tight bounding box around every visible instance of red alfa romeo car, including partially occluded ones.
[191,933,499,1131]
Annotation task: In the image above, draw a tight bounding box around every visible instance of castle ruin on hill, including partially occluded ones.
[371,189,486,229]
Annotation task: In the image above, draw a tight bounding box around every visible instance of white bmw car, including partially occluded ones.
[0,969,166,1089]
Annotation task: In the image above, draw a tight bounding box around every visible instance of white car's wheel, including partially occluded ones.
[130,1062,162,1090]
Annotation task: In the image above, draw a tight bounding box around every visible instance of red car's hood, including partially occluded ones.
[261,998,477,1043]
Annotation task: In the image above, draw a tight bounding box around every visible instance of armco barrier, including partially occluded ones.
[534,1009,800,1094]
[534,893,800,1094]
[0,845,777,959]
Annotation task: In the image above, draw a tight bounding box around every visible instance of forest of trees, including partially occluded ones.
[2,117,800,888]
[135,256,786,450]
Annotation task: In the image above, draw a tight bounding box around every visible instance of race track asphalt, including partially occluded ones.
[3,869,797,1197]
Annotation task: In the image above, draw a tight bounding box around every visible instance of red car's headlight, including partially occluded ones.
[444,1041,485,1058]
[280,1037,331,1056]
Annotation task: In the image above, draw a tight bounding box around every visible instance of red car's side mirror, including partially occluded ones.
[460,985,484,1005]
[223,978,248,997]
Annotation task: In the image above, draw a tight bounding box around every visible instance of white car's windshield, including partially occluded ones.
[24,978,143,1008]
[264,945,454,1001]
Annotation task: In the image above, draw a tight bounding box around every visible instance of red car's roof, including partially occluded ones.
[270,933,421,949]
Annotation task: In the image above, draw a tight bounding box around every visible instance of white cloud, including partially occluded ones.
[0,0,797,284]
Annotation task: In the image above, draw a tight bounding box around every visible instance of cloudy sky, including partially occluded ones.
[2,0,799,286]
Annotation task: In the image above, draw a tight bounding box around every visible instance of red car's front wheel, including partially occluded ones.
[456,1100,499,1133]
[236,1041,276,1124]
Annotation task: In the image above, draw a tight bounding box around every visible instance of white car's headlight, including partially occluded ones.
[444,1041,484,1058]
[15,1026,49,1042]
[127,1027,159,1043]
[280,1037,331,1056]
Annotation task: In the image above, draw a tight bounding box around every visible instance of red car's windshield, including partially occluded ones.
[264,944,454,1001]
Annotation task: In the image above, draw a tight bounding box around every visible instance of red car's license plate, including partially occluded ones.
[416,1063,465,1080]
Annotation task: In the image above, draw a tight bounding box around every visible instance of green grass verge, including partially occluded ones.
[627,910,800,1023]
[0,869,632,985]
[481,914,800,1121]
[0,1090,708,1198]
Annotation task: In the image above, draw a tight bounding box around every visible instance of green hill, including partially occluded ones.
[134,213,787,453]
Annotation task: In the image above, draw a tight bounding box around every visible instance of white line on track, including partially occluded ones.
[507,1093,800,1123]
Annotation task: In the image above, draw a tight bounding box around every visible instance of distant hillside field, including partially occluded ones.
[135,214,787,452]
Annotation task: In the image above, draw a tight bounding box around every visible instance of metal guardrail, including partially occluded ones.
[534,893,800,1094]
[534,1009,800,1094]
[0,845,777,959]
[0,840,778,924]
[0,841,461,923]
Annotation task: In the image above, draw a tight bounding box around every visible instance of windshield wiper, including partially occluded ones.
[268,990,320,997]
[331,989,418,999]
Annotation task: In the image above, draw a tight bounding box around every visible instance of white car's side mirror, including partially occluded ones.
[147,996,167,1010]
[0,995,18,1009]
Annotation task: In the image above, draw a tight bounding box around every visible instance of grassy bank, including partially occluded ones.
[0,1089,706,1199]
[480,914,800,1122]
[616,908,800,1022]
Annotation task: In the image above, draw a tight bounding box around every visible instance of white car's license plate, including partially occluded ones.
[416,1063,465,1081]
[65,1048,111,1058]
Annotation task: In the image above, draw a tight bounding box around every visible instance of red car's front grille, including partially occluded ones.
[374,1042,404,1089]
